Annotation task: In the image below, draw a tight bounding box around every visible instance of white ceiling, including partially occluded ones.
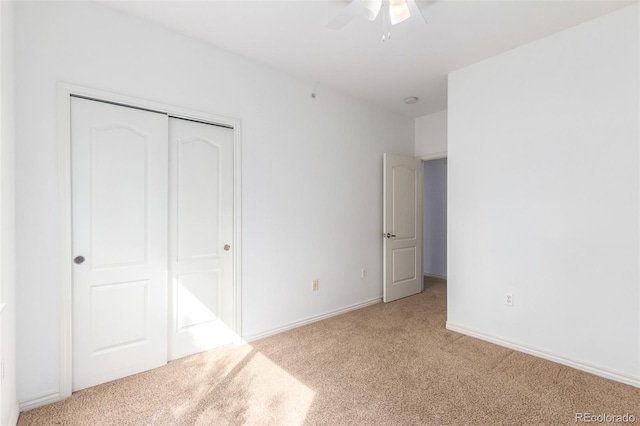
[101,0,636,118]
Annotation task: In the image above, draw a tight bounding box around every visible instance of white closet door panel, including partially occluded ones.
[177,137,220,259]
[91,127,148,267]
[71,97,168,391]
[176,272,219,329]
[91,280,148,351]
[169,117,234,360]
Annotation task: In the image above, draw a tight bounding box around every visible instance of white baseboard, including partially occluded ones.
[446,322,640,388]
[424,273,447,280]
[243,297,382,343]
[19,392,61,412]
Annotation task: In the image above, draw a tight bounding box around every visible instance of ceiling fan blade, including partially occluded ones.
[406,0,427,25]
[326,0,362,30]
[361,0,383,21]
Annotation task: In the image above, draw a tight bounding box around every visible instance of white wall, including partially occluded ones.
[1,0,18,424]
[415,110,447,158]
[448,4,639,383]
[423,159,447,278]
[14,2,414,404]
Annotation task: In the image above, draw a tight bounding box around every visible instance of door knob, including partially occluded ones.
[74,255,85,265]
[224,244,231,251]
[385,233,396,238]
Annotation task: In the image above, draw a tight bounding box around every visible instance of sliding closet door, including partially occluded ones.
[71,97,169,391]
[168,117,235,360]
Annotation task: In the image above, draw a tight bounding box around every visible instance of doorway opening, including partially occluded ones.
[422,158,447,285]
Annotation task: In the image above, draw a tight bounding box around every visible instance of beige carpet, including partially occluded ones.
[18,278,640,425]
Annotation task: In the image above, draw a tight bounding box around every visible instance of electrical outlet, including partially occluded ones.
[312,280,319,291]
[505,293,514,306]
[361,268,366,279]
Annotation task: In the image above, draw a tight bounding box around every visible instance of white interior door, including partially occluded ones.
[383,153,423,302]
[168,117,235,360]
[71,97,169,391]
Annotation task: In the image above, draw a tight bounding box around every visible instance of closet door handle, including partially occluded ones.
[74,255,85,265]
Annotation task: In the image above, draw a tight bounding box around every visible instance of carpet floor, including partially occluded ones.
[18,277,640,425]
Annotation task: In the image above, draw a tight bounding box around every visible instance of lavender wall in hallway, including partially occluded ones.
[423,159,447,277]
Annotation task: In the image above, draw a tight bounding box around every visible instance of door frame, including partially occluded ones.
[57,83,243,399]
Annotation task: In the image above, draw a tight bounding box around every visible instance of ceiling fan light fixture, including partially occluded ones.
[389,0,410,25]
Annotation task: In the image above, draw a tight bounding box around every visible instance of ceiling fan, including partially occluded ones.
[327,0,427,37]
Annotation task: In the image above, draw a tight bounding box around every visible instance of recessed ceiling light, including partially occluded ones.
[404,96,419,104]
